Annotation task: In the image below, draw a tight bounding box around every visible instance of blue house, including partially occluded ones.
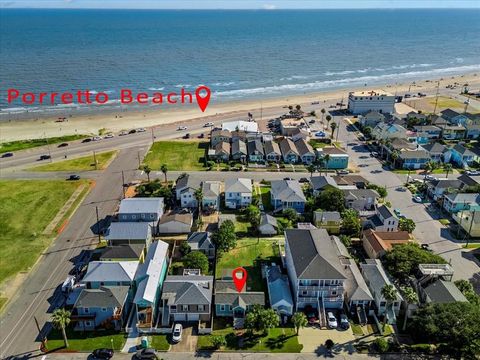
[466,124,480,140]
[270,179,306,213]
[317,147,349,169]
[440,109,470,127]
[266,265,294,321]
[442,193,480,213]
[399,150,430,169]
[449,144,478,168]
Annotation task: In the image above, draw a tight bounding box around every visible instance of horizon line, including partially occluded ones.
[2,7,479,10]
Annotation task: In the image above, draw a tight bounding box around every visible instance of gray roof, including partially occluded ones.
[266,266,294,307]
[452,144,474,156]
[285,229,347,280]
[458,174,480,187]
[440,108,461,120]
[231,138,247,155]
[264,140,281,155]
[225,178,252,193]
[82,261,139,283]
[187,232,214,250]
[202,181,221,197]
[119,198,164,214]
[422,142,447,154]
[215,280,265,306]
[399,150,430,160]
[106,222,151,241]
[366,214,384,227]
[176,174,201,192]
[310,176,337,191]
[161,275,213,305]
[279,138,299,156]
[429,179,463,190]
[100,244,145,260]
[343,189,379,200]
[345,262,374,302]
[360,259,402,302]
[271,179,306,203]
[294,138,314,156]
[444,192,480,204]
[247,139,264,155]
[377,205,394,219]
[414,125,441,132]
[314,211,342,223]
[424,280,468,303]
[158,212,193,225]
[74,286,130,308]
[260,213,278,227]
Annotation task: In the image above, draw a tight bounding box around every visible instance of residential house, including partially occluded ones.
[343,189,379,211]
[465,124,480,140]
[231,138,247,162]
[134,240,169,329]
[284,228,347,311]
[264,140,282,163]
[427,179,463,201]
[291,128,311,142]
[82,261,138,289]
[100,244,146,262]
[157,212,193,234]
[160,274,213,325]
[222,120,258,133]
[279,118,306,136]
[295,138,316,164]
[422,280,468,304]
[313,211,342,234]
[209,141,230,162]
[413,125,442,144]
[105,222,152,247]
[247,139,265,162]
[118,198,164,224]
[215,280,265,329]
[365,205,399,232]
[270,179,306,213]
[344,262,374,320]
[258,213,279,235]
[452,210,480,237]
[362,229,411,259]
[431,116,449,128]
[422,143,448,163]
[211,129,231,147]
[279,138,300,163]
[332,175,369,189]
[443,193,480,213]
[231,130,248,142]
[458,173,480,188]
[359,111,385,128]
[399,150,430,169]
[310,175,338,196]
[317,147,349,169]
[187,232,215,258]
[202,181,222,211]
[449,144,478,168]
[406,111,427,123]
[442,125,466,140]
[360,259,402,323]
[372,123,407,140]
[224,178,252,209]
[176,174,201,208]
[440,109,471,126]
[266,265,294,321]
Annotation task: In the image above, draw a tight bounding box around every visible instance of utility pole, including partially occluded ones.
[95,206,101,243]
[93,151,97,170]
[45,132,52,162]
[34,316,47,350]
[432,81,440,115]
[121,170,126,199]
[137,151,141,168]
[151,127,155,143]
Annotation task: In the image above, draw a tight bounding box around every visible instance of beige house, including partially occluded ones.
[452,210,480,237]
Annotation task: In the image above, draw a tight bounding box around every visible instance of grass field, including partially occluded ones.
[31,151,117,172]
[259,186,273,211]
[150,335,170,351]
[215,238,280,291]
[428,96,464,109]
[0,180,85,286]
[143,141,208,171]
[0,134,88,153]
[46,328,126,351]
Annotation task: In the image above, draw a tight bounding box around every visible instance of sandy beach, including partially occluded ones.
[1,72,479,142]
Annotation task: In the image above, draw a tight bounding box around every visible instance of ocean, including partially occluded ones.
[0,8,479,115]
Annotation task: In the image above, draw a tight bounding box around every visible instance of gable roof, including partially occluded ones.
[294,138,314,156]
[161,275,213,305]
[211,129,231,138]
[270,179,306,203]
[158,212,193,225]
[74,286,130,308]
[452,144,475,156]
[202,181,221,197]
[266,266,294,307]
[444,192,480,204]
[215,141,230,154]
[332,175,369,186]
[377,205,394,219]
[422,142,447,154]
[424,280,468,303]
[100,244,145,260]
[83,261,139,283]
[264,140,281,155]
[285,228,347,280]
[310,175,338,191]
[440,108,461,120]
[214,280,265,306]
[429,179,463,190]
[247,139,264,155]
[314,211,342,223]
[363,229,410,254]
[187,232,214,250]
[279,138,299,156]
[260,213,278,227]
[231,138,247,155]
[119,198,164,214]
[399,150,430,160]
[360,259,402,301]
[225,178,252,193]
[343,188,379,200]
[345,262,374,302]
[105,222,151,241]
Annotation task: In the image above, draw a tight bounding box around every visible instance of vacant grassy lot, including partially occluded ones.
[216,238,280,291]
[0,134,88,153]
[0,180,84,286]
[31,151,117,172]
[428,96,464,109]
[150,334,170,351]
[143,141,208,171]
[47,328,126,351]
[259,186,273,211]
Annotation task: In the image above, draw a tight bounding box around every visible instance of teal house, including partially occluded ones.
[317,147,349,169]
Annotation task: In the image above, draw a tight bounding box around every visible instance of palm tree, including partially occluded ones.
[306,163,316,178]
[295,104,301,111]
[379,139,386,158]
[323,154,331,174]
[142,165,151,182]
[160,164,168,183]
[330,122,337,139]
[194,187,203,219]
[321,108,326,122]
[291,312,308,335]
[326,115,332,131]
[401,287,418,331]
[51,308,71,348]
[381,284,398,331]
[391,150,400,169]
[443,163,453,178]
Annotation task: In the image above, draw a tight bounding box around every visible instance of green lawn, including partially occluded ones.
[46,328,126,351]
[428,96,464,110]
[259,186,273,211]
[463,243,480,249]
[0,134,88,154]
[143,141,208,171]
[0,180,84,286]
[150,335,170,351]
[31,151,117,172]
[197,326,302,353]
[215,238,280,291]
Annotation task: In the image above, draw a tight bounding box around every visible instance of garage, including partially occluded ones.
[173,313,186,321]
[187,313,199,321]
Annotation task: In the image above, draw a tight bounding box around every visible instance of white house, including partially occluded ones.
[348,90,395,115]
[224,178,252,209]
[222,120,258,133]
[176,174,201,208]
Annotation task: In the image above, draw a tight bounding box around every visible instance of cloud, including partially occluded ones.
[262,3,276,10]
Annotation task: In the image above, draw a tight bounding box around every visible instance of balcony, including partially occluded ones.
[137,307,153,328]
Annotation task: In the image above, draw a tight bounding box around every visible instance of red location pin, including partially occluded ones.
[232,267,247,293]
[195,85,211,112]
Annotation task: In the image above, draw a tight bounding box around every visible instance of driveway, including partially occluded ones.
[298,326,356,354]
[170,323,198,352]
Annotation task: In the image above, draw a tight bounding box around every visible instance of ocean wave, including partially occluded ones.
[212,82,236,87]
[324,63,435,77]
[148,87,165,91]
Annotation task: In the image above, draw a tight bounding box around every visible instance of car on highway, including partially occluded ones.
[339,314,350,330]
[136,127,146,132]
[327,312,338,329]
[183,133,191,139]
[39,154,51,160]
[135,348,158,359]
[119,130,128,136]
[466,170,480,176]
[404,93,412,98]
[1,152,13,158]
[82,138,92,143]
[425,175,437,181]
[394,208,406,218]
[337,169,350,175]
[172,323,183,343]
[413,195,423,203]
[396,186,407,192]
[92,348,114,359]
[67,174,81,181]
[204,122,214,127]
[57,142,68,148]
[92,136,102,141]
[283,177,293,181]
[104,133,114,138]
[370,169,383,174]
[128,129,137,134]
[198,133,205,138]
[311,101,320,105]
[315,131,326,137]
[177,126,187,131]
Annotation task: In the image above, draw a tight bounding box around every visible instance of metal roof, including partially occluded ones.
[119,198,164,214]
[105,222,151,240]
[83,261,139,283]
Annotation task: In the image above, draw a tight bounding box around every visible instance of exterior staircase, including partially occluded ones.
[317,297,327,328]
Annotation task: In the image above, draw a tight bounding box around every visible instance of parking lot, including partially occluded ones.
[298,326,355,353]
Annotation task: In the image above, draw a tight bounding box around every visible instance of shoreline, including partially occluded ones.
[1,71,479,142]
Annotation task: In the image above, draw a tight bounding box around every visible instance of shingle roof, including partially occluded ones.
[215,141,230,154]
[158,212,193,225]
[440,108,461,120]
[100,244,145,260]
[345,262,374,302]
[270,180,306,203]
[360,259,402,301]
[119,198,164,215]
[176,174,201,192]
[74,286,130,308]
[444,192,480,204]
[214,280,265,306]
[452,144,474,156]
[422,142,447,154]
[279,138,299,156]
[314,211,342,223]
[332,175,368,186]
[321,147,348,156]
[187,232,214,250]
[424,280,468,303]
[231,139,247,155]
[343,189,379,200]
[161,275,213,305]
[105,222,151,241]
[264,140,281,155]
[399,150,430,160]
[429,179,462,190]
[225,178,252,193]
[260,213,278,227]
[202,181,221,197]
[83,261,139,283]
[266,266,294,307]
[294,138,314,156]
[285,229,347,280]
[310,176,338,191]
[377,205,394,219]
[363,229,410,254]
[247,139,264,155]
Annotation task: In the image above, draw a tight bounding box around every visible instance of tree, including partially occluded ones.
[212,219,237,253]
[291,312,308,335]
[244,305,279,335]
[316,187,345,212]
[295,104,301,111]
[339,234,352,247]
[410,302,480,358]
[325,339,335,351]
[306,163,317,178]
[401,286,418,331]
[381,284,398,330]
[211,335,226,349]
[363,126,372,138]
[321,108,326,122]
[160,164,168,183]
[282,208,298,222]
[330,122,337,139]
[323,154,331,174]
[244,311,257,334]
[443,163,453,178]
[136,180,174,205]
[399,218,416,233]
[51,308,71,348]
[245,205,261,225]
[391,150,400,169]
[142,165,151,182]
[374,338,389,353]
[326,114,332,128]
[194,188,203,216]
[179,241,191,256]
[341,209,361,236]
[454,279,480,306]
[182,251,209,274]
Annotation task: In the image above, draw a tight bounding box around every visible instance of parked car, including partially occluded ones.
[82,138,92,143]
[413,195,423,203]
[183,133,190,139]
[198,133,205,138]
[57,142,68,148]
[394,208,406,218]
[370,152,379,157]
[172,323,183,343]
[92,136,102,141]
[136,127,146,132]
[304,305,317,324]
[425,175,437,181]
[466,170,480,176]
[119,131,128,136]
[204,122,214,127]
[396,186,407,192]
[339,314,350,330]
[68,174,81,181]
[39,154,51,160]
[404,93,412,98]
[177,126,187,131]
[283,177,293,181]
[104,133,114,139]
[327,312,338,329]
[1,152,13,158]
[129,129,137,134]
[308,119,316,124]
[421,243,432,252]
[92,348,114,359]
[135,348,158,359]
[337,170,350,175]
[315,131,326,137]
[299,177,309,183]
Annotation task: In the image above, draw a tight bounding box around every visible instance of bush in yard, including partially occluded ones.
[339,234,352,247]
[341,209,361,236]
[315,187,345,212]
[179,241,191,256]
[245,205,261,225]
[374,338,390,353]
[399,218,416,233]
[212,220,237,253]
[291,312,308,335]
[282,208,298,222]
[211,335,226,349]
[182,251,209,275]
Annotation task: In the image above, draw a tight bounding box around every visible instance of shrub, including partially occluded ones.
[374,338,390,353]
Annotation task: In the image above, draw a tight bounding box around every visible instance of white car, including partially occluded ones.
[413,196,423,203]
[104,133,114,139]
[204,122,214,127]
[466,170,480,176]
[172,323,183,343]
[327,312,338,329]
[136,127,146,132]
[92,136,102,141]
[177,126,187,131]
[118,131,128,136]
[425,175,437,181]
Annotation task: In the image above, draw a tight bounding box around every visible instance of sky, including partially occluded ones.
[1,0,480,9]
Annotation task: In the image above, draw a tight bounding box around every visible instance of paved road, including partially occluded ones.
[0,146,146,359]
[339,117,480,291]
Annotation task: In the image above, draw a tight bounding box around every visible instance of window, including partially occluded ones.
[331,291,337,296]
[100,282,105,286]
[102,307,107,312]
[198,305,204,311]
[141,214,145,219]
[84,308,89,313]
[302,291,308,295]
[380,301,386,307]
[182,305,189,312]
[85,321,91,326]
[150,214,155,219]
[132,215,136,219]
[171,305,177,311]
[220,304,225,311]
